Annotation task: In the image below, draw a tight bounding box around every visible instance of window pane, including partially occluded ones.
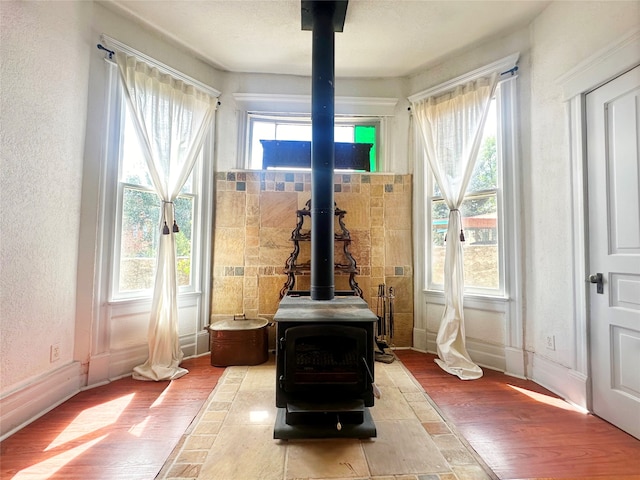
[121,107,153,188]
[468,99,497,193]
[432,98,497,197]
[250,121,275,169]
[335,125,354,142]
[461,195,499,289]
[174,196,194,287]
[122,104,195,195]
[430,193,499,290]
[430,199,448,286]
[248,116,378,170]
[276,123,311,141]
[180,172,193,195]
[354,125,376,172]
[118,189,194,292]
[119,188,160,292]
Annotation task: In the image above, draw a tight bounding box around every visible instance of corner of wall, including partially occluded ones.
[412,327,428,352]
[0,362,82,441]
[530,352,588,411]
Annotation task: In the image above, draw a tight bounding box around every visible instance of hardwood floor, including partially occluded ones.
[1,350,639,479]
[395,350,640,480]
[0,355,225,480]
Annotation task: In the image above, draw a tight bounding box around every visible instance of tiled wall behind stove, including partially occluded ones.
[211,171,414,347]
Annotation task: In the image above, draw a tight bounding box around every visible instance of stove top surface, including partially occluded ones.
[274,295,377,323]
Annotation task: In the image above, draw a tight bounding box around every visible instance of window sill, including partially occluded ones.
[108,290,202,307]
[423,289,509,312]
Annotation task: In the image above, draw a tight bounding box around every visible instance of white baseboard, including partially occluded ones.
[426,331,437,353]
[530,352,589,410]
[2,332,212,441]
[504,346,527,379]
[88,331,211,385]
[466,337,506,372]
[108,344,149,380]
[196,330,210,356]
[87,353,111,387]
[425,331,506,373]
[409,333,589,411]
[1,362,82,441]
[412,327,428,352]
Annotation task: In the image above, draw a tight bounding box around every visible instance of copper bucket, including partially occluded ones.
[208,314,270,366]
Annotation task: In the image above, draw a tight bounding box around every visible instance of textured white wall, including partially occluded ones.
[527,1,640,369]
[0,1,92,391]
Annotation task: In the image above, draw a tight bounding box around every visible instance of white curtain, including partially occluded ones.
[116,52,217,381]
[412,73,497,380]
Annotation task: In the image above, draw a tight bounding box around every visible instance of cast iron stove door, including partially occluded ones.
[282,324,367,398]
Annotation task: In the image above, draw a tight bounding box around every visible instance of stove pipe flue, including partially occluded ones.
[303,0,348,301]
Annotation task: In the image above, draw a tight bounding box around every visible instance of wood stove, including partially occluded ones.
[273,295,377,439]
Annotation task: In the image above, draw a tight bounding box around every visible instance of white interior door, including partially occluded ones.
[587,65,640,439]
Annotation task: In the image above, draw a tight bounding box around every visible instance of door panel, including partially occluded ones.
[587,65,640,439]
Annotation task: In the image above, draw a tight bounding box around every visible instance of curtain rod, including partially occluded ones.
[408,52,519,104]
[97,35,221,99]
[96,42,221,106]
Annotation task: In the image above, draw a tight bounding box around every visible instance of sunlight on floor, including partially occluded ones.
[150,383,172,408]
[45,393,135,451]
[15,435,108,479]
[128,415,151,437]
[507,384,586,413]
[249,410,270,422]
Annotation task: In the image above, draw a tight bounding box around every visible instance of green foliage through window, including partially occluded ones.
[430,98,500,291]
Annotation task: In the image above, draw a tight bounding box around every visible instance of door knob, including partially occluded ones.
[589,273,604,294]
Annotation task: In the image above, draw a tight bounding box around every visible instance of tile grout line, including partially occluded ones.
[395,359,499,480]
[161,361,495,480]
[160,366,239,479]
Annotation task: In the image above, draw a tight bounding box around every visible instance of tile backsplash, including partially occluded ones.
[211,171,413,347]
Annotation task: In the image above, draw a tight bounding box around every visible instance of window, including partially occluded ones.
[113,103,198,295]
[412,55,520,300]
[247,114,379,171]
[103,62,214,302]
[428,97,503,294]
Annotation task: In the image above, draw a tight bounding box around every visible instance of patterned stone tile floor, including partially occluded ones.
[158,357,495,480]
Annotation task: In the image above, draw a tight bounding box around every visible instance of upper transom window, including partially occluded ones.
[247,114,379,172]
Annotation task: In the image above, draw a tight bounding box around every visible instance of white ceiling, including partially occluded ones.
[104,0,550,78]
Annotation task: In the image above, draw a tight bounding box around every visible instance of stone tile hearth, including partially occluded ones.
[159,356,494,480]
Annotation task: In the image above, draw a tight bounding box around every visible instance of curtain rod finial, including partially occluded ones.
[500,65,518,76]
[97,43,114,60]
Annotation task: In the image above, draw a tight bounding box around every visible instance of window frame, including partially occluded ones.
[111,175,201,300]
[100,55,216,306]
[410,53,520,302]
[425,95,506,297]
[232,93,398,172]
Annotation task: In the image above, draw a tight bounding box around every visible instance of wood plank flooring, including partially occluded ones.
[0,355,224,480]
[1,350,639,479]
[395,349,640,480]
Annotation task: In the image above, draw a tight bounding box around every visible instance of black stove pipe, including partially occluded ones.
[310,1,336,301]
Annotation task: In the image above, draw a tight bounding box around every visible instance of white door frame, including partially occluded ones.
[562,28,640,410]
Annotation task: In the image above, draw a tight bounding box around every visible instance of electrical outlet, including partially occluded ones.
[545,335,555,351]
[50,343,60,363]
